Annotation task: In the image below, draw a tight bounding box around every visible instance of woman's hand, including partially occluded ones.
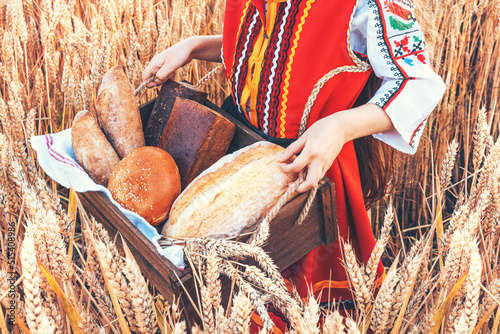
[279,104,395,193]
[142,41,193,87]
[142,35,223,88]
[279,114,347,193]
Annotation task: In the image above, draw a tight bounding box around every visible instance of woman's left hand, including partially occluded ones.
[278,104,395,193]
[279,114,347,193]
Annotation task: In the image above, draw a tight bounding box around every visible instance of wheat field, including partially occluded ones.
[0,0,499,333]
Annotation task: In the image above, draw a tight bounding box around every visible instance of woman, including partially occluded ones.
[143,0,445,330]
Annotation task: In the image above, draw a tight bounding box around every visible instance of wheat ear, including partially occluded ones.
[229,291,253,334]
[122,255,158,333]
[21,228,44,332]
[343,242,371,314]
[463,243,482,331]
[93,238,138,332]
[302,295,321,334]
[322,310,345,333]
[365,205,393,291]
[346,317,361,334]
[371,268,399,334]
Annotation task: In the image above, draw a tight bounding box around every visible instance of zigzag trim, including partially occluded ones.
[230,0,252,82]
[233,10,260,116]
[278,0,316,138]
[262,1,292,135]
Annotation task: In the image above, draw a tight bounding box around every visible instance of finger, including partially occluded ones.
[278,137,305,163]
[142,67,153,83]
[154,62,176,85]
[280,150,309,174]
[142,59,160,82]
[146,80,158,88]
[296,160,322,193]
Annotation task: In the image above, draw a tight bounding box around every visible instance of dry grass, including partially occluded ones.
[0,0,500,333]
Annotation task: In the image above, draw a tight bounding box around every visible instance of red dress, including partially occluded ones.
[222,0,386,330]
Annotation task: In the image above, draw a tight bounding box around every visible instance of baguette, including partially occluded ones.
[96,66,145,158]
[162,142,298,239]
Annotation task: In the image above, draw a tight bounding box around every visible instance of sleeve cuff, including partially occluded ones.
[369,76,446,153]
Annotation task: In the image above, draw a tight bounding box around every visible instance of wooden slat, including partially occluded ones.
[78,191,187,302]
[263,179,335,271]
[319,179,338,245]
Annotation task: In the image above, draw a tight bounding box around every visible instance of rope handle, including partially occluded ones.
[134,64,223,96]
[249,173,318,247]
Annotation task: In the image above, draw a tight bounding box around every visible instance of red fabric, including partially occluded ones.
[223,0,374,139]
[223,0,385,331]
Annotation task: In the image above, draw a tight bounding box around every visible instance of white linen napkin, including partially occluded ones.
[30,129,186,269]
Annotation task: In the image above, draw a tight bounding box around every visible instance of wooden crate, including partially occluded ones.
[78,97,338,320]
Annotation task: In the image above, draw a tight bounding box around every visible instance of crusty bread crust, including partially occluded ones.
[96,66,145,159]
[108,147,181,226]
[71,110,120,187]
[162,142,298,239]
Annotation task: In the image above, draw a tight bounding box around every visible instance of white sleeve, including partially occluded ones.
[350,0,446,154]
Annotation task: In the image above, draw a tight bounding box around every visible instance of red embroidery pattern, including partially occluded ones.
[393,34,427,65]
[384,0,415,21]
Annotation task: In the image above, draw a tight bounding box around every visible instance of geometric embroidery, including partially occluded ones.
[394,36,411,56]
[392,33,427,65]
[378,0,428,67]
[368,0,406,107]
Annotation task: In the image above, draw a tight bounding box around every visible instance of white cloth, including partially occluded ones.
[30,129,186,269]
[351,0,446,153]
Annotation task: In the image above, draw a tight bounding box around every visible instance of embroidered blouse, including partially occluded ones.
[351,0,445,153]
[222,0,446,154]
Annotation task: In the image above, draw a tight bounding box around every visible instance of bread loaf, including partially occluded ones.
[71,110,120,187]
[162,142,298,239]
[144,80,207,146]
[97,66,145,158]
[108,147,181,226]
[158,97,236,188]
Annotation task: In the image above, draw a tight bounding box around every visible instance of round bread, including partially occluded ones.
[108,147,181,226]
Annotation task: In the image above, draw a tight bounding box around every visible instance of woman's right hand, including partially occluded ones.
[142,39,195,88]
[142,35,223,88]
